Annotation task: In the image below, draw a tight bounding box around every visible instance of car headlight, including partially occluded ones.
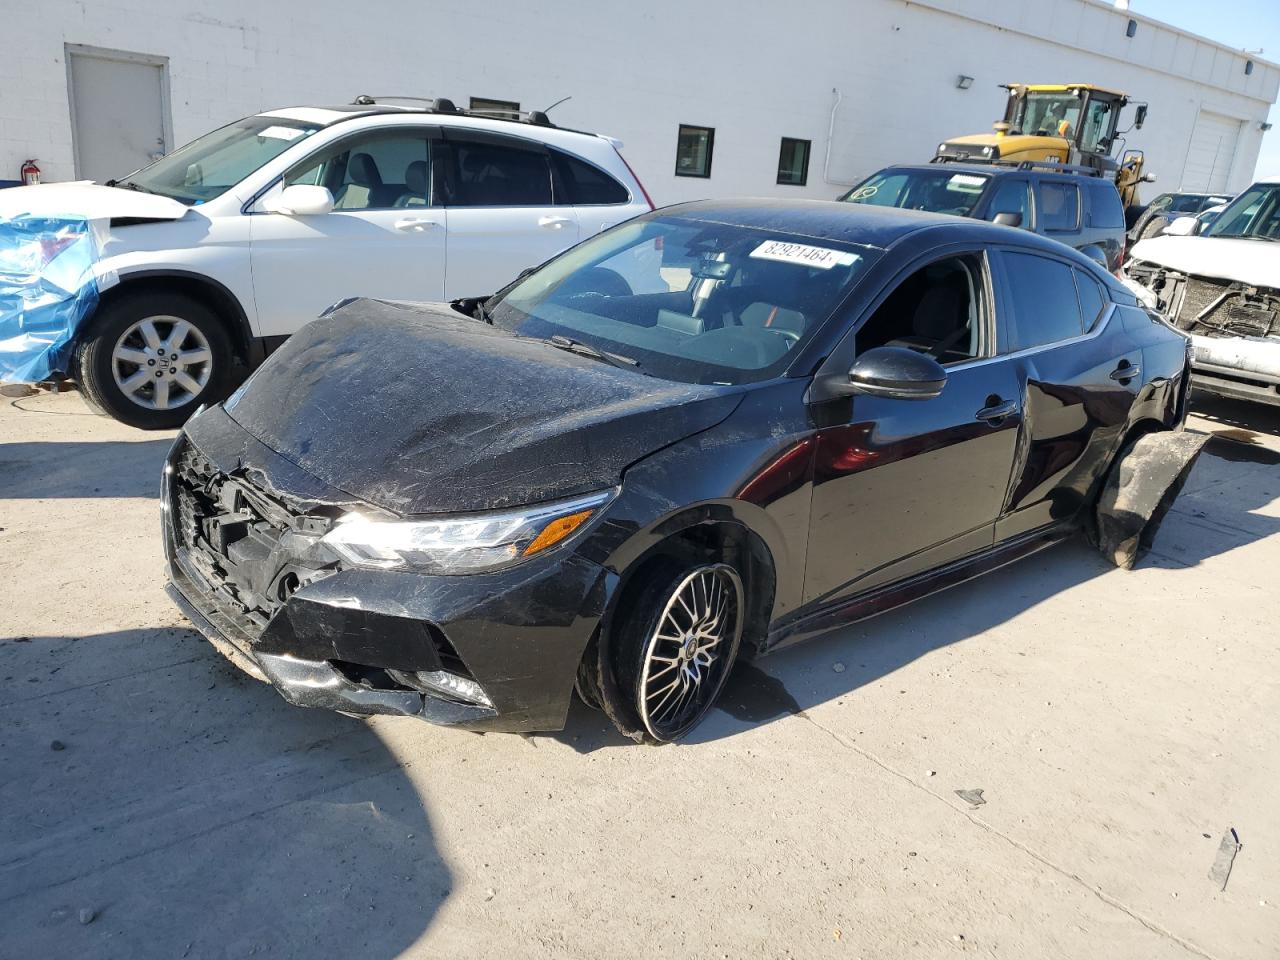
[321,489,615,574]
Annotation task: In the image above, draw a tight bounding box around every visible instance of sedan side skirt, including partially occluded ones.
[766,523,1074,651]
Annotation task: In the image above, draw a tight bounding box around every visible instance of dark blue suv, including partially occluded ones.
[840,161,1127,273]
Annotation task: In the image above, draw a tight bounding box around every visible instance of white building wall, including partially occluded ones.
[1,0,1276,202]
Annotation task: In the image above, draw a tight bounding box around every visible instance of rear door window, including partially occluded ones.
[1001,252,1085,350]
[552,151,630,205]
[1037,182,1080,232]
[439,133,553,207]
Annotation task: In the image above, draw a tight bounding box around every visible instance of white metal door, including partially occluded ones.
[68,47,169,182]
[1182,111,1242,193]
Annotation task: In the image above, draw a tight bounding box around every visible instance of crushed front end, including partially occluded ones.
[1126,260,1280,405]
[162,406,612,733]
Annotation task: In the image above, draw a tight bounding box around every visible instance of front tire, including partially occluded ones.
[613,562,744,743]
[74,291,234,429]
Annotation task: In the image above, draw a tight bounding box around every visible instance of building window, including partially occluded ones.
[470,97,520,120]
[675,124,714,178]
[777,138,811,186]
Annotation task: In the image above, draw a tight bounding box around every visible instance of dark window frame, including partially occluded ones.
[776,137,811,186]
[675,124,714,179]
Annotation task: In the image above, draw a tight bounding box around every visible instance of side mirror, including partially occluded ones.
[1142,173,1157,184]
[263,184,334,216]
[848,346,947,400]
[1134,104,1148,129]
[1164,216,1200,237]
[993,211,1023,228]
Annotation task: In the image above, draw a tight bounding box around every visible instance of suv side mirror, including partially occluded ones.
[264,184,335,216]
[848,347,947,400]
[993,211,1023,228]
[1164,216,1200,237]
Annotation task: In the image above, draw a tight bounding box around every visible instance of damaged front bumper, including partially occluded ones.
[163,405,614,733]
[1189,334,1280,406]
[1125,261,1280,405]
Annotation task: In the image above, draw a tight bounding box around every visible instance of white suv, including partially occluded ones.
[0,97,653,427]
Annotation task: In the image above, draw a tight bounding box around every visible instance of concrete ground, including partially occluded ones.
[1,388,1277,960]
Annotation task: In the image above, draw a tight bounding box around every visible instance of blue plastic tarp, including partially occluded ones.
[0,215,102,383]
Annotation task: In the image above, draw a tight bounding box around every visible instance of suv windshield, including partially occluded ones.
[841,169,990,216]
[488,215,873,385]
[1202,184,1280,240]
[115,116,322,204]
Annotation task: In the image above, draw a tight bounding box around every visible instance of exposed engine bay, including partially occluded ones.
[1126,260,1280,405]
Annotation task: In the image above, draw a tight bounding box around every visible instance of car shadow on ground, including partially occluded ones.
[551,441,1280,752]
[0,628,450,959]
[0,439,174,498]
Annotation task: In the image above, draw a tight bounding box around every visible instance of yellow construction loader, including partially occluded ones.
[935,83,1152,211]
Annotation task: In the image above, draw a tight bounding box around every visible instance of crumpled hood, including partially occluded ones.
[1130,235,1280,288]
[0,182,189,222]
[225,299,743,515]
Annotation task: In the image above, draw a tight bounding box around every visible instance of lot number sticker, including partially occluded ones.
[750,240,860,270]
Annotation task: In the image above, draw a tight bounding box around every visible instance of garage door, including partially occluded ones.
[1181,110,1242,193]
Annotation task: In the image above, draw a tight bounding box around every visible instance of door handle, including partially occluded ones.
[538,215,572,229]
[394,218,437,232]
[975,399,1018,423]
[1110,361,1141,381]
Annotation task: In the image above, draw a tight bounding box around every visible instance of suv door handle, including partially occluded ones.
[538,215,572,229]
[1110,361,1141,381]
[394,218,437,231]
[975,399,1018,423]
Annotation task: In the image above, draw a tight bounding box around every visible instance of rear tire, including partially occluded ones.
[610,561,744,743]
[74,291,234,429]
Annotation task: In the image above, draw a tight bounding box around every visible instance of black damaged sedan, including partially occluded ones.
[164,200,1195,743]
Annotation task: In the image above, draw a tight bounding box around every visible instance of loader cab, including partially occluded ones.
[1004,84,1129,161]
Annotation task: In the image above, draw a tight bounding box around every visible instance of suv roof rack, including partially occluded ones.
[929,155,1104,178]
[351,95,558,128]
[1014,160,1104,177]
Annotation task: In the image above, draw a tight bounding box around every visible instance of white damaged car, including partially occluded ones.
[1125,176,1280,406]
[0,98,652,427]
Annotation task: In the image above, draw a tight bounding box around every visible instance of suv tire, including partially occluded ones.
[74,290,234,430]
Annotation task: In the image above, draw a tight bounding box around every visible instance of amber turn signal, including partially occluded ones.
[523,509,596,557]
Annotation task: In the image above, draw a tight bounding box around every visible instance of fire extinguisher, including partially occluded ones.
[20,159,41,185]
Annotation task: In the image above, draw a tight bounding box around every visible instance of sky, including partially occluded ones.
[1133,0,1280,179]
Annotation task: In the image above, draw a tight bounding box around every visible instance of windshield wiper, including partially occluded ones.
[542,334,640,370]
[107,180,153,194]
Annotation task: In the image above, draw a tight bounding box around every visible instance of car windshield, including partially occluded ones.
[841,170,989,216]
[1011,91,1083,137]
[1201,184,1280,240]
[488,215,874,385]
[114,116,322,203]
